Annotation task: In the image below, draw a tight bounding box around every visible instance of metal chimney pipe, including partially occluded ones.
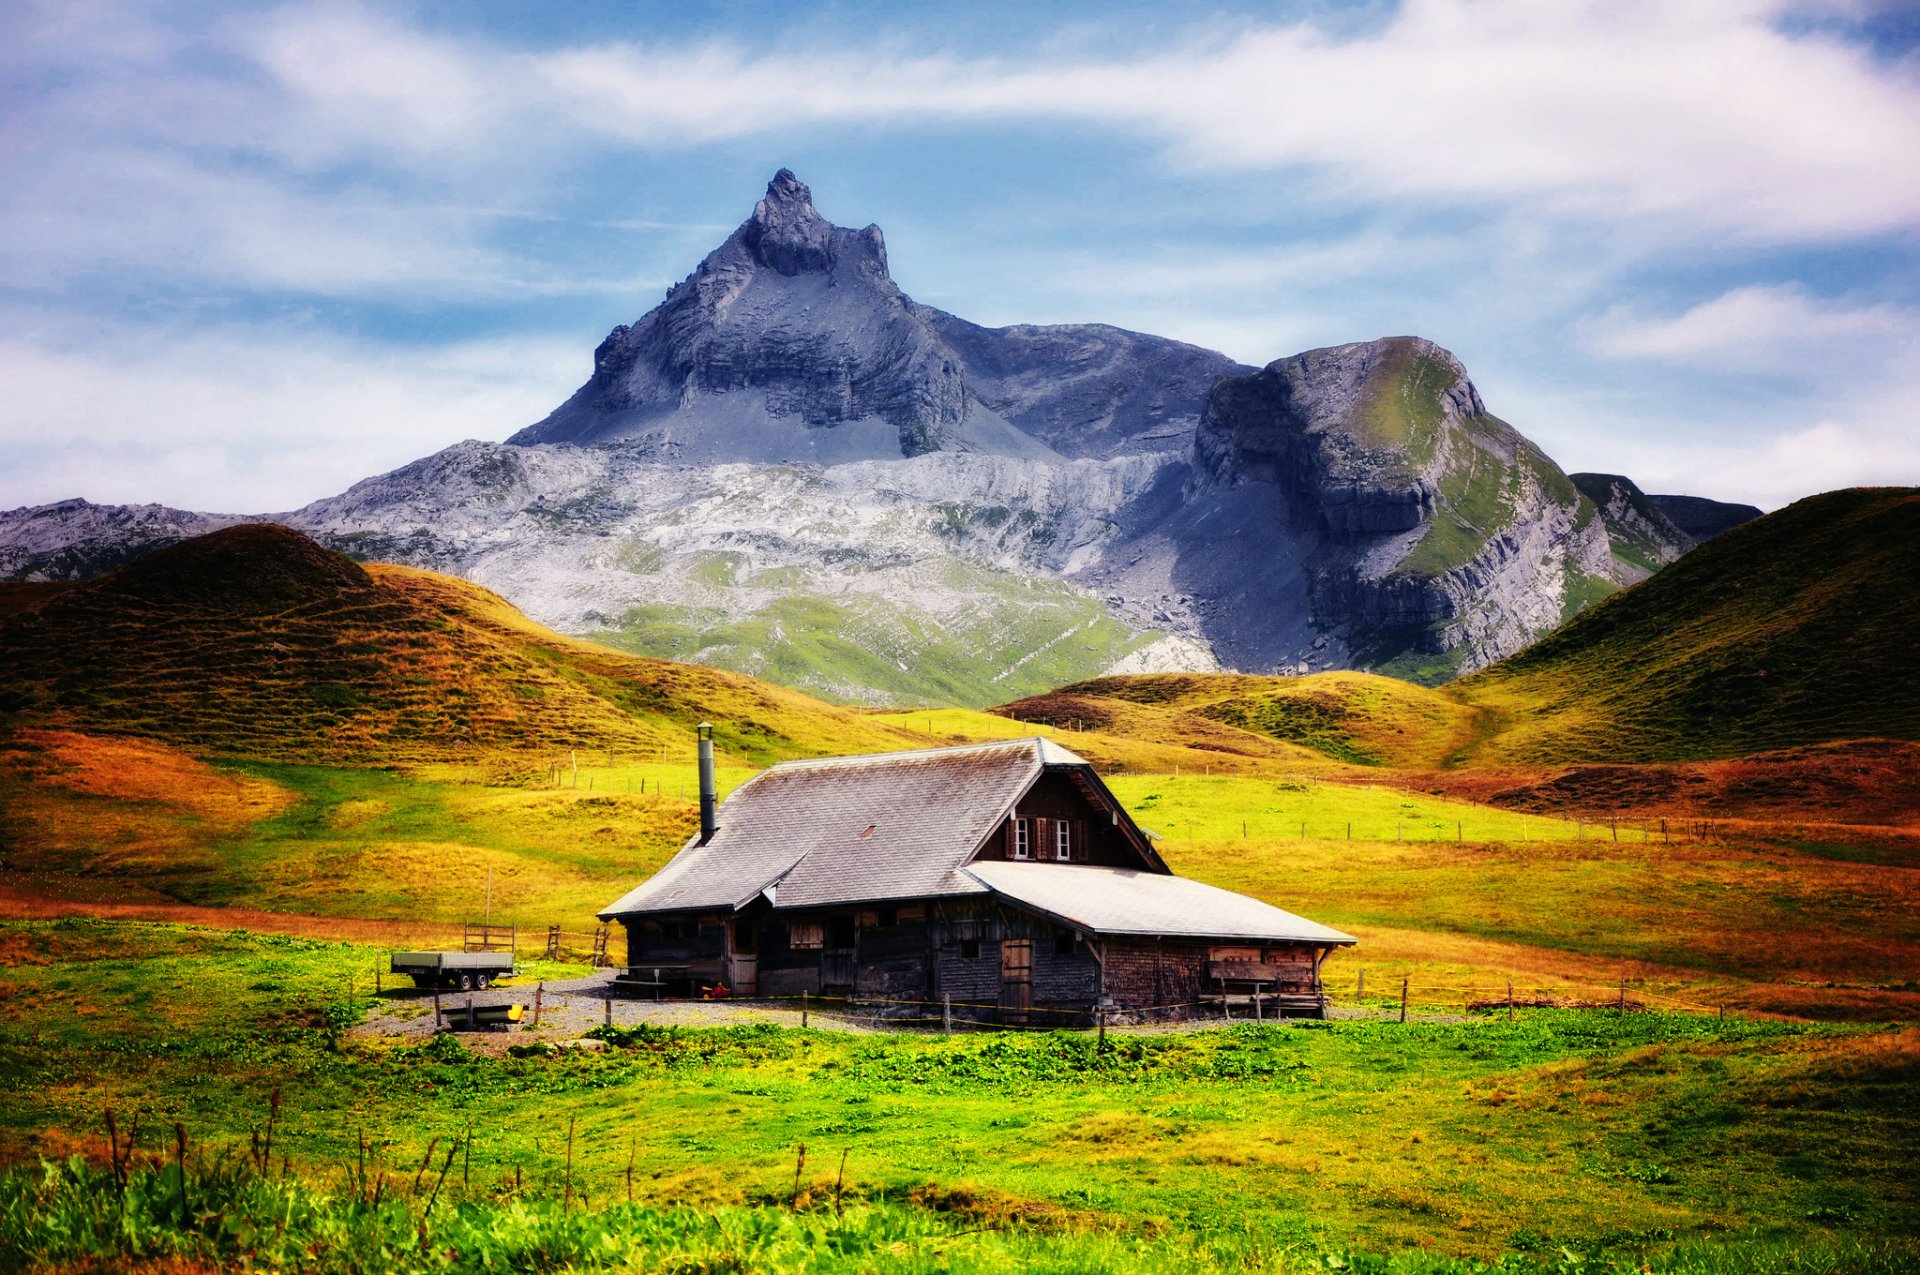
[697,722,718,844]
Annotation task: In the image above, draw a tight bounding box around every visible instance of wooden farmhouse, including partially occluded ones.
[599,736,1355,1022]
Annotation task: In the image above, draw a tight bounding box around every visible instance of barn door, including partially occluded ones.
[822,915,856,997]
[727,920,758,997]
[1000,939,1032,1024]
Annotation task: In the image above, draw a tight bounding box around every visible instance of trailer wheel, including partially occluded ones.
[457,972,474,992]
[475,974,491,990]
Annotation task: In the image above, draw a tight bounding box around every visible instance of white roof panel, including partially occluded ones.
[964,861,1356,945]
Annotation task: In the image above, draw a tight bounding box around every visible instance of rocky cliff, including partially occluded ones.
[1571,472,1697,582]
[0,171,1747,702]
[1177,338,1616,677]
[512,170,1245,465]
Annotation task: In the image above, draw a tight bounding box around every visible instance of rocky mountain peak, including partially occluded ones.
[736,168,888,279]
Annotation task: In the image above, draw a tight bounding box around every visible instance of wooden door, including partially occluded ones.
[822,916,856,996]
[727,920,758,997]
[1000,939,1032,1024]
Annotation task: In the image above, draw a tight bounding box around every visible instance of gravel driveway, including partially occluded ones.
[352,973,881,1051]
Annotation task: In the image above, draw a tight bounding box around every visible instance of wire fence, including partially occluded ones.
[530,757,1737,847]
[360,971,1749,1038]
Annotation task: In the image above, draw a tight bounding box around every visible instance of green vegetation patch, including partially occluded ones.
[3,918,1918,1272]
[1462,488,1920,762]
[589,572,1157,708]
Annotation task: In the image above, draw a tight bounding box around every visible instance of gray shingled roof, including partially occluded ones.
[599,738,1076,919]
[964,862,1357,945]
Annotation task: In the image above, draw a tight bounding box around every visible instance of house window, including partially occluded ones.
[787,921,823,950]
[1013,818,1031,860]
[1055,821,1072,861]
[960,938,981,959]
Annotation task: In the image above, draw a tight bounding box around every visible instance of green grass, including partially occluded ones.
[1461,489,1920,762]
[1354,345,1455,464]
[1105,773,1580,843]
[588,568,1159,709]
[3,919,1916,1272]
[996,671,1483,769]
[1561,569,1618,624]
[1398,430,1518,580]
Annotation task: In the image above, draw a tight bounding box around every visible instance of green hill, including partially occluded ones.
[0,524,918,767]
[1458,488,1920,762]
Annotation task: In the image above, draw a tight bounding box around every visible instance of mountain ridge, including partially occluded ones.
[0,170,1754,705]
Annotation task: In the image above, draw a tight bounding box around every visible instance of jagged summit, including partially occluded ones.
[742,169,887,278]
[508,171,1241,463]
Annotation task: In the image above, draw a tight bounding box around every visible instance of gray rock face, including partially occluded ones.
[0,498,248,581]
[0,171,1738,700]
[513,170,981,461]
[1571,473,1697,582]
[1648,493,1764,542]
[513,170,1246,466]
[1183,337,1617,676]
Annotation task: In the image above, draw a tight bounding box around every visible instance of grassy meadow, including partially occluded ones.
[3,918,1917,1273]
[4,522,1919,1269]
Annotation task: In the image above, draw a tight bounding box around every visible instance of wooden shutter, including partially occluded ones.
[1034,818,1049,860]
[1075,820,1089,861]
[1005,819,1016,859]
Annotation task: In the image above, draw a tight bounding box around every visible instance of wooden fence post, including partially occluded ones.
[1507,979,1514,1021]
[1618,979,1626,1010]
[1400,978,1409,1024]
[433,991,441,1031]
[531,982,544,1030]
[604,996,612,1028]
[801,989,808,1029]
[1357,968,1364,1001]
[943,995,952,1035]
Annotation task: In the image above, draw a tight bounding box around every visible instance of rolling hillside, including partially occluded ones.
[0,524,919,766]
[993,490,1920,771]
[1457,487,1920,763]
[995,671,1479,769]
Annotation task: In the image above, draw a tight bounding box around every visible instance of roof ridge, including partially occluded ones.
[765,736,1063,770]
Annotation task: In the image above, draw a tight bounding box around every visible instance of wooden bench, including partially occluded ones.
[1205,961,1328,1021]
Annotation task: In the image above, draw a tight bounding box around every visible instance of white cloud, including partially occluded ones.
[516,0,1920,242]
[0,314,587,512]
[1585,285,1917,373]
[1629,415,1920,508]
[7,0,1917,306]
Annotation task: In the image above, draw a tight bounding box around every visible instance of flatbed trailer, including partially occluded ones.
[390,950,515,991]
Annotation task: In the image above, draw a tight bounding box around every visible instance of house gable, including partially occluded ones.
[969,763,1167,873]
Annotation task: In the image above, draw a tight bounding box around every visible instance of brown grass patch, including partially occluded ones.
[906,1182,1094,1233]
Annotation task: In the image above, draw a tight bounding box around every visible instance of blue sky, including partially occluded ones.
[2,0,1917,513]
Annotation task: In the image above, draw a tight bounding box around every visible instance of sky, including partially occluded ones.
[2,0,1917,514]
